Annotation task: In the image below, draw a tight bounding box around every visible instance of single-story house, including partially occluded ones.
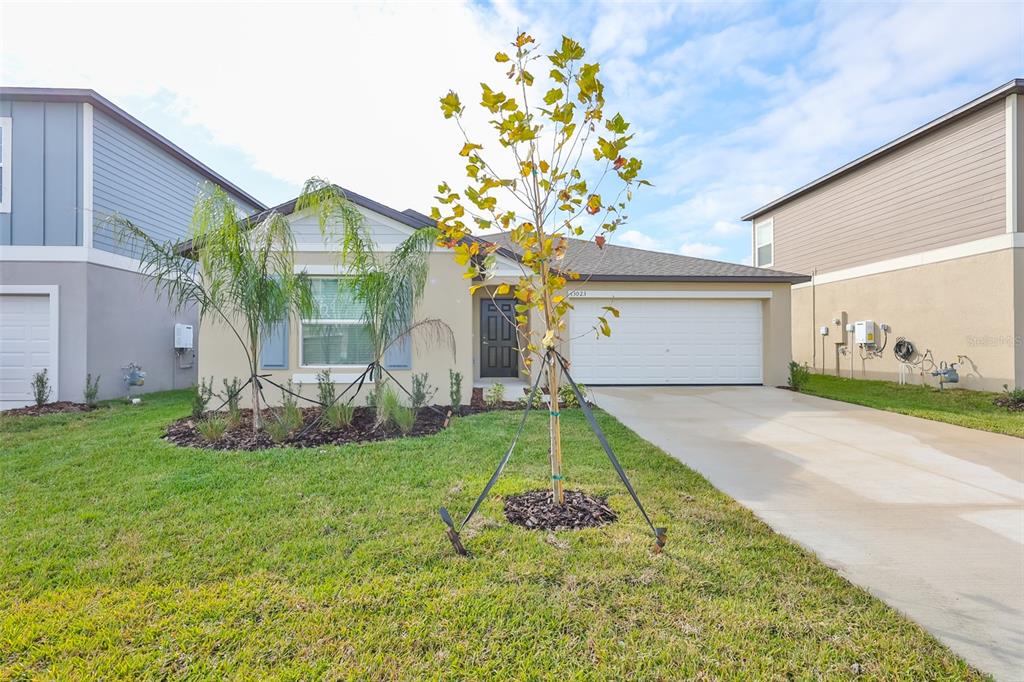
[743,78,1023,391]
[199,189,810,405]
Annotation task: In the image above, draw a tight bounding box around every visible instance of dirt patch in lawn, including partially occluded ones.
[504,489,617,531]
[2,401,95,417]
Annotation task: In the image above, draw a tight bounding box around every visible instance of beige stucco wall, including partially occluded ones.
[199,249,797,407]
[791,248,1020,391]
[198,250,475,408]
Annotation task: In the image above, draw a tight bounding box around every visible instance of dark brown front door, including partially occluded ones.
[480,298,518,377]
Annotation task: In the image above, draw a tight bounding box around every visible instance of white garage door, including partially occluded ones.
[568,297,763,384]
[0,294,55,408]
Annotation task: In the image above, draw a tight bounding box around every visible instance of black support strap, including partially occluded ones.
[439,358,548,555]
[555,353,667,552]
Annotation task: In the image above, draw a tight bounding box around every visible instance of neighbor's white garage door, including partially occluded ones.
[569,297,763,384]
[0,294,55,408]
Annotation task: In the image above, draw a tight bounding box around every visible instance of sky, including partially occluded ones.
[1,1,1021,265]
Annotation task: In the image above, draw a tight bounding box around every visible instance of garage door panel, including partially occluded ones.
[0,294,54,405]
[569,298,762,385]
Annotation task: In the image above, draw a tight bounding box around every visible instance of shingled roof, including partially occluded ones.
[482,232,810,284]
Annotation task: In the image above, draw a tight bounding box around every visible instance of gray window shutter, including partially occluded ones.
[383,333,411,370]
[260,317,289,369]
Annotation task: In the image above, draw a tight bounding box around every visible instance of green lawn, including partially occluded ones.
[801,374,1023,438]
[0,391,983,679]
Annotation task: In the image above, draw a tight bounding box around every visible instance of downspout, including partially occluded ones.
[811,268,817,372]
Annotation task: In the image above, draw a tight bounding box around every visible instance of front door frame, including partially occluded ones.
[479,297,519,378]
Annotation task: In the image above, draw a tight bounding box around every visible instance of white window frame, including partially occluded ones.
[754,217,774,268]
[299,277,372,369]
[0,117,12,214]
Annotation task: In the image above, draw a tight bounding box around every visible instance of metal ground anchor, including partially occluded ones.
[653,527,668,554]
[439,507,467,556]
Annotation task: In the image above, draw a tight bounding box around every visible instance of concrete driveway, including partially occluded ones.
[592,386,1024,681]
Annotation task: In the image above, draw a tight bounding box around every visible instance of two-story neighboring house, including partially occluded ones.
[0,88,264,408]
[744,79,1023,391]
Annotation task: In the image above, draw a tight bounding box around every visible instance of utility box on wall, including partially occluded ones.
[854,320,877,347]
[174,323,194,350]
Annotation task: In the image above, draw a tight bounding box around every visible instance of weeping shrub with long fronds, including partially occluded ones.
[113,181,357,432]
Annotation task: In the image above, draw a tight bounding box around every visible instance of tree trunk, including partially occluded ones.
[547,348,564,505]
[540,263,565,506]
[249,334,262,434]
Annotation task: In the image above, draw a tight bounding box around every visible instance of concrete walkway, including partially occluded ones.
[592,386,1024,681]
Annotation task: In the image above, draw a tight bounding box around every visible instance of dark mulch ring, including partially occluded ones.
[1,401,95,417]
[164,405,454,451]
[504,489,618,531]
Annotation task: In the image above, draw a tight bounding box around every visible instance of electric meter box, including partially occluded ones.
[854,320,877,347]
[174,323,194,350]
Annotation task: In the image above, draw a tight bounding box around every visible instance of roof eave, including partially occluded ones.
[574,273,811,284]
[741,78,1024,221]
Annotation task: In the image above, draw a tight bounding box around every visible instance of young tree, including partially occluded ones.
[115,182,348,432]
[303,179,455,418]
[432,33,647,504]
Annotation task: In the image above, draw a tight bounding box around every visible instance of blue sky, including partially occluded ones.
[2,1,1021,264]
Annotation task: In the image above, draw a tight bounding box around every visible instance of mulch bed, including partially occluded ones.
[504,489,617,531]
[165,405,452,451]
[1,401,95,417]
[994,395,1024,412]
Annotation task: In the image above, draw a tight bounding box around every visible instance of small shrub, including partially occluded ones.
[265,416,292,444]
[280,380,303,429]
[484,382,505,407]
[557,382,587,408]
[316,369,336,407]
[222,377,242,425]
[192,376,215,419]
[411,372,436,410]
[516,387,545,410]
[995,384,1024,412]
[197,416,228,442]
[788,361,811,392]
[449,369,463,408]
[375,384,400,427]
[84,373,101,407]
[392,403,416,434]
[324,401,355,428]
[31,369,51,406]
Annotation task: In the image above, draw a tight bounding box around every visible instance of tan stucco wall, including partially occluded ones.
[198,250,475,407]
[198,251,797,406]
[791,248,1020,391]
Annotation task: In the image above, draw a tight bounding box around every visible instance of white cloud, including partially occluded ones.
[710,220,744,236]
[0,1,526,209]
[613,229,664,251]
[678,242,725,259]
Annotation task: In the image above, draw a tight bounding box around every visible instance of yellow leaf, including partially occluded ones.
[469,284,482,294]
[496,283,511,295]
[495,52,510,63]
[459,142,482,157]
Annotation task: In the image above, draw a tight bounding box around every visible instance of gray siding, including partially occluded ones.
[92,109,256,256]
[766,100,1007,275]
[0,100,82,246]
